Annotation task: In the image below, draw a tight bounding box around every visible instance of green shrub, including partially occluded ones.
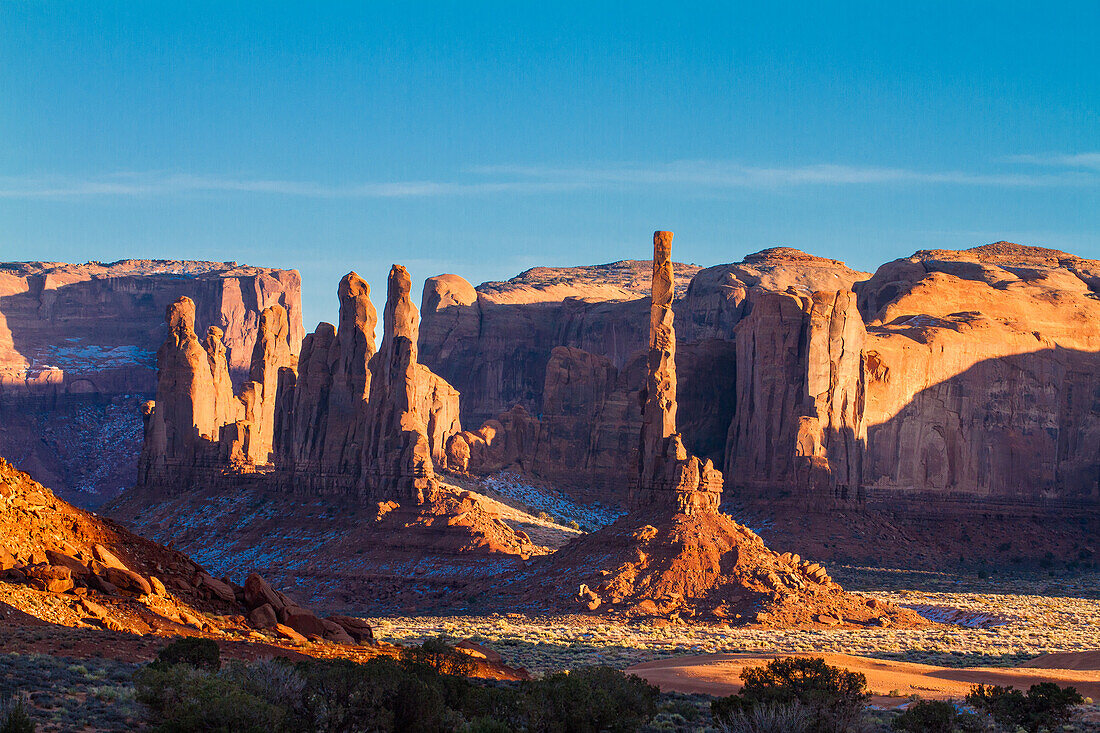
[967,682,1083,732]
[0,693,35,733]
[461,717,512,733]
[294,657,399,731]
[891,700,958,732]
[401,636,475,677]
[135,651,660,732]
[712,657,868,733]
[134,664,286,733]
[152,637,221,671]
[523,666,659,733]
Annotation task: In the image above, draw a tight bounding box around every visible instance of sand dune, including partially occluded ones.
[1022,651,1100,671]
[626,652,1100,704]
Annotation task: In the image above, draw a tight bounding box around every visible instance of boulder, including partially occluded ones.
[78,598,108,620]
[44,550,88,578]
[320,619,355,645]
[24,564,74,593]
[105,566,152,596]
[248,603,278,629]
[243,573,284,611]
[280,606,328,639]
[149,576,167,596]
[92,544,130,573]
[0,546,16,571]
[273,623,308,643]
[194,572,236,603]
[327,614,376,644]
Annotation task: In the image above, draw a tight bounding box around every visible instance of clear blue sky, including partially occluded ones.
[2,1,1098,327]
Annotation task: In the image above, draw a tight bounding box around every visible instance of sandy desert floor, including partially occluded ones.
[367,566,1100,677]
[625,651,1100,703]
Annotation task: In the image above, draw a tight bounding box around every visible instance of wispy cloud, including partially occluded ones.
[473,161,1097,187]
[0,172,587,199]
[1,158,1096,199]
[1005,152,1100,171]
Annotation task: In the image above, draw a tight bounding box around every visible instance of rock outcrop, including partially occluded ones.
[0,259,302,504]
[138,298,296,489]
[274,266,461,502]
[421,240,1100,521]
[726,289,866,502]
[423,247,868,506]
[856,243,1100,504]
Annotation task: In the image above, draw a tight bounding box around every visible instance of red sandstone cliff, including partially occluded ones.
[0,260,302,504]
[419,243,1100,515]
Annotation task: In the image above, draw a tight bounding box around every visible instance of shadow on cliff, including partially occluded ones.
[0,276,271,394]
[862,345,1100,504]
[735,345,1100,571]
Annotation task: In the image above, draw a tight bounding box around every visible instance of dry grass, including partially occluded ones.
[365,567,1100,674]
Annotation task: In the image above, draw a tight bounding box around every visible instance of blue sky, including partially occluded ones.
[2,2,1098,327]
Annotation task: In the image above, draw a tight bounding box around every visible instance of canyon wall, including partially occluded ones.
[420,243,1099,511]
[0,260,302,504]
[857,244,1100,504]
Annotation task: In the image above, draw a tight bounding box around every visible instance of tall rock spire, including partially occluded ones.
[633,231,723,514]
[641,231,679,459]
[272,266,460,501]
[362,265,438,501]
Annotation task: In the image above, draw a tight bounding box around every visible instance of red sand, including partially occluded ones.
[626,652,1100,704]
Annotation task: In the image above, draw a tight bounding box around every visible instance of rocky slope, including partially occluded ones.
[0,259,302,504]
[0,456,532,687]
[0,456,374,647]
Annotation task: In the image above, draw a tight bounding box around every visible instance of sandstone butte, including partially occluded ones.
[0,259,303,505]
[118,236,926,628]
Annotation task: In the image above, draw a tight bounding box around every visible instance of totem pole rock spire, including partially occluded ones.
[633,231,723,514]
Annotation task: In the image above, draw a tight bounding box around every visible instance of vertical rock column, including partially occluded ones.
[362,265,439,501]
[231,305,297,465]
[138,297,227,486]
[632,231,723,514]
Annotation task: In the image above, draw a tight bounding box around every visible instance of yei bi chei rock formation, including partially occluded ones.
[273,266,460,502]
[138,264,461,501]
[138,297,296,487]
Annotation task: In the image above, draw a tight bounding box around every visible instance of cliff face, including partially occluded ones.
[420,242,1100,513]
[423,248,870,505]
[0,260,302,505]
[857,243,1100,503]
